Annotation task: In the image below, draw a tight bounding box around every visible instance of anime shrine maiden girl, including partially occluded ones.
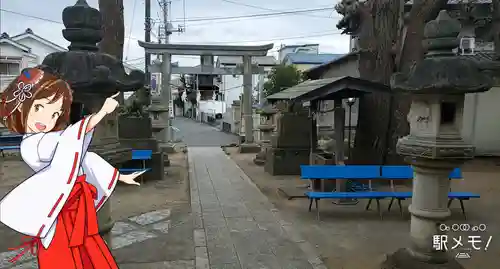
[0,66,145,269]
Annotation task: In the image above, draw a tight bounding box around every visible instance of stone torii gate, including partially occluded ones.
[138,41,273,151]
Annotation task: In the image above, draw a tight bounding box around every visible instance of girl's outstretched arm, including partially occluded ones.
[85,92,120,133]
[86,110,107,133]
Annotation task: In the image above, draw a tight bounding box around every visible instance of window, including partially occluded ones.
[0,62,20,75]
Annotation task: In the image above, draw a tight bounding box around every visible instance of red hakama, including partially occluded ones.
[10,175,118,269]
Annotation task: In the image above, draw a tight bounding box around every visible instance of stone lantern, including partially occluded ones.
[254,104,277,165]
[381,11,495,269]
[42,0,145,243]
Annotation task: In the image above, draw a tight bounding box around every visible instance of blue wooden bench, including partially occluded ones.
[301,165,384,220]
[0,135,22,157]
[119,149,152,183]
[301,165,480,220]
[380,166,480,219]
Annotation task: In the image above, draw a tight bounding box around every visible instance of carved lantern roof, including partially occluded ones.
[42,0,144,97]
[391,10,494,95]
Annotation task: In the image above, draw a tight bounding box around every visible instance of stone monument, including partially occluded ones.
[381,10,496,269]
[147,91,170,144]
[42,0,145,243]
[231,99,241,135]
[265,104,312,175]
[254,104,277,165]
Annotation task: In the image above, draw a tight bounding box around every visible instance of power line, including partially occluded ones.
[166,6,336,23]
[219,0,335,19]
[178,30,342,45]
[0,9,344,50]
[0,7,338,31]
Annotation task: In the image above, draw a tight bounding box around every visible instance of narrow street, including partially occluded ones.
[173,118,238,147]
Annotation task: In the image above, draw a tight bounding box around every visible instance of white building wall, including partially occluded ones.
[462,87,500,156]
[0,44,24,91]
[15,38,62,65]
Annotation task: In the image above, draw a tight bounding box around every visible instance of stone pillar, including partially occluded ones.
[239,55,260,153]
[408,161,457,262]
[161,53,172,142]
[332,99,356,204]
[242,55,253,143]
[231,100,241,134]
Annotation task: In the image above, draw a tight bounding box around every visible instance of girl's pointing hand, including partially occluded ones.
[100,92,120,115]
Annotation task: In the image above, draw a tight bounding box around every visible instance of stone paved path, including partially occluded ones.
[189,147,327,269]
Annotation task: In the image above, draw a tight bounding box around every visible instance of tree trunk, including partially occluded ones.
[352,0,400,165]
[383,0,448,164]
[352,0,448,165]
[98,0,125,60]
[98,0,125,103]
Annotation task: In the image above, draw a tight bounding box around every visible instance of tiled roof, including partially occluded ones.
[217,56,277,66]
[284,53,344,65]
[278,43,319,51]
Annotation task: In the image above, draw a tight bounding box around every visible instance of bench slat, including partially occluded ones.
[0,146,20,150]
[305,191,479,199]
[131,150,153,160]
[300,165,380,179]
[381,166,462,179]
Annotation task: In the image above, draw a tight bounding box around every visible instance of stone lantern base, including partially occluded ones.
[381,249,464,269]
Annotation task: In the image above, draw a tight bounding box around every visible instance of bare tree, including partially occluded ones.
[336,0,448,164]
[98,0,125,61]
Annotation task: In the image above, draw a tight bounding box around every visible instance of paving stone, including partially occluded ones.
[202,215,227,228]
[129,209,171,226]
[0,249,35,268]
[230,230,274,256]
[112,230,158,249]
[201,202,222,213]
[111,221,137,236]
[225,217,257,233]
[238,254,281,269]
[193,213,204,229]
[119,260,195,269]
[151,220,171,234]
[194,229,207,247]
[200,197,219,206]
[195,246,209,269]
[10,259,37,269]
[205,226,231,242]
[221,204,251,218]
[207,243,239,265]
[209,263,241,269]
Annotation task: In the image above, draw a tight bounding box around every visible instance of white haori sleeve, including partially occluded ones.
[81,152,119,211]
[0,117,92,239]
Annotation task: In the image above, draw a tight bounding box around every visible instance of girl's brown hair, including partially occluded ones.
[0,67,73,134]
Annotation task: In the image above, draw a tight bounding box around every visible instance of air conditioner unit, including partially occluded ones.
[460,37,475,55]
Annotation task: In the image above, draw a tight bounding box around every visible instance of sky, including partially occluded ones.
[0,0,350,70]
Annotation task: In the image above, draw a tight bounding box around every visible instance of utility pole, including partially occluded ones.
[158,0,184,141]
[144,0,152,84]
